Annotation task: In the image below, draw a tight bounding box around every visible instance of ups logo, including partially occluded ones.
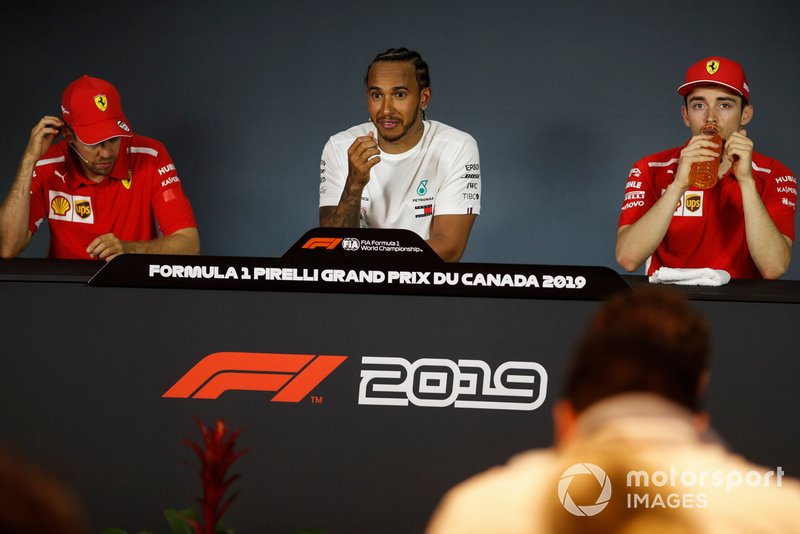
[75,200,92,219]
[685,195,702,212]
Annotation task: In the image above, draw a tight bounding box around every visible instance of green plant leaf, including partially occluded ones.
[164,507,198,534]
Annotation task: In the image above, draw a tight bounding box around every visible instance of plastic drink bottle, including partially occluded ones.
[688,125,722,189]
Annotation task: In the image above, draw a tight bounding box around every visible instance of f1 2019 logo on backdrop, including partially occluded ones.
[163,352,347,402]
[358,357,548,411]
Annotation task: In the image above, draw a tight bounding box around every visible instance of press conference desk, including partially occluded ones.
[0,253,797,533]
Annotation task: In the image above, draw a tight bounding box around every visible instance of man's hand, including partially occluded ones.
[86,227,200,262]
[674,131,721,189]
[726,129,754,182]
[0,116,64,258]
[25,116,63,164]
[320,133,380,228]
[346,132,381,189]
[87,233,126,261]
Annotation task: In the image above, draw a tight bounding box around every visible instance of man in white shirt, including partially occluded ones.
[319,48,480,262]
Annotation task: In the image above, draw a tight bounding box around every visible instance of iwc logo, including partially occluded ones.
[342,238,360,251]
[558,463,612,517]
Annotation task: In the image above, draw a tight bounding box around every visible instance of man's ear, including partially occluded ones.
[552,399,578,447]
[681,105,690,128]
[420,87,432,110]
[740,104,754,126]
[62,125,75,144]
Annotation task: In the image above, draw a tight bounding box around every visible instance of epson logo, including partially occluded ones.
[358,356,547,411]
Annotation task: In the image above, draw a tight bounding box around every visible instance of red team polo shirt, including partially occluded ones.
[618,145,796,279]
[30,135,197,259]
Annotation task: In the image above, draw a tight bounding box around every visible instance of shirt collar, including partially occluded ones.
[61,138,131,187]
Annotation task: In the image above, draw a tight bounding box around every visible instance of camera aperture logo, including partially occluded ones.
[557,463,786,516]
[558,463,612,516]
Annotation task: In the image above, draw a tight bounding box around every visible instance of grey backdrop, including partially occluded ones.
[2,0,799,277]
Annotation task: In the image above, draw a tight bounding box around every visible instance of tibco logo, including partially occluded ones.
[358,356,547,411]
[163,352,347,402]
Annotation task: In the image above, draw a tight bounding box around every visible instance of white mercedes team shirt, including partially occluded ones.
[319,120,481,239]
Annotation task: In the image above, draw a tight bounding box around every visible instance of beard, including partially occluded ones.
[377,107,422,144]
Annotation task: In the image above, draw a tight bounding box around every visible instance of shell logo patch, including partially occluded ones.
[51,195,71,216]
[706,60,720,75]
[94,94,108,111]
[48,191,94,224]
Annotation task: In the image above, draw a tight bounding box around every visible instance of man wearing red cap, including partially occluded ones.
[0,75,199,261]
[616,57,796,279]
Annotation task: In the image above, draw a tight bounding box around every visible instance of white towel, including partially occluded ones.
[649,267,731,286]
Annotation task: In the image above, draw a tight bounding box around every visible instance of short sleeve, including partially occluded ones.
[433,134,481,216]
[617,159,657,228]
[319,136,348,208]
[761,161,796,241]
[149,145,197,235]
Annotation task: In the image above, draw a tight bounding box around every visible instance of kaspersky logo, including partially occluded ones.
[163,352,347,402]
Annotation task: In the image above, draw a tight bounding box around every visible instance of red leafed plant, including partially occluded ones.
[181,418,249,534]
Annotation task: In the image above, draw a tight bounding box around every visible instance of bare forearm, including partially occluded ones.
[0,156,37,258]
[426,237,464,262]
[616,183,686,271]
[125,228,200,255]
[320,186,363,228]
[426,214,476,263]
[740,180,792,279]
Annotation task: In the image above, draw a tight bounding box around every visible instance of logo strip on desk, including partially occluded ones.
[90,255,629,300]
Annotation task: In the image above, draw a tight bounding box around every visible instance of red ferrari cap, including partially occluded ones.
[677,57,750,102]
[61,75,133,144]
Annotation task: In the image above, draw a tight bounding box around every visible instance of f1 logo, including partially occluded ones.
[163,352,347,401]
[301,237,343,250]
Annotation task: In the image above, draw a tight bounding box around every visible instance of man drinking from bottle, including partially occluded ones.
[615,56,795,280]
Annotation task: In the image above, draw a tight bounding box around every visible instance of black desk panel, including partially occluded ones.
[0,261,797,533]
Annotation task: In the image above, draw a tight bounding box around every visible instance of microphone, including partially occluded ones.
[70,143,93,166]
